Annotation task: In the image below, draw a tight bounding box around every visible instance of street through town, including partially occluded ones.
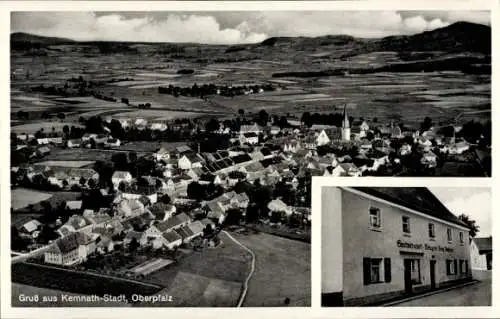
[393,271,491,306]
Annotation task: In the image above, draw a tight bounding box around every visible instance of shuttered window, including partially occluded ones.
[363,258,371,285]
[384,258,391,283]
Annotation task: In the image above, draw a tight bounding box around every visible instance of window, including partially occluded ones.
[446,259,458,275]
[428,223,435,238]
[370,259,381,283]
[446,259,456,275]
[447,228,453,242]
[410,259,421,284]
[369,207,381,228]
[363,257,391,284]
[402,216,411,233]
[459,260,465,274]
[459,232,464,244]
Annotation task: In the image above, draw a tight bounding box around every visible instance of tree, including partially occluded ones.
[420,116,433,132]
[111,152,128,171]
[257,109,269,126]
[301,112,312,127]
[57,112,66,120]
[79,177,87,186]
[238,109,245,116]
[160,194,171,205]
[205,118,220,133]
[458,214,479,238]
[63,125,70,135]
[128,151,138,163]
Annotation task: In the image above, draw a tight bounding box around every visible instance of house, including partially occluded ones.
[150,122,168,131]
[121,187,158,204]
[105,138,121,147]
[239,123,263,135]
[123,211,155,231]
[270,126,281,135]
[283,139,301,153]
[240,132,259,145]
[399,143,412,156]
[322,187,472,306]
[95,235,114,254]
[181,221,205,243]
[360,121,370,132]
[155,147,171,162]
[67,139,81,148]
[176,145,193,156]
[112,171,133,190]
[417,136,433,152]
[200,218,216,230]
[20,219,43,235]
[123,230,148,247]
[161,230,183,249]
[44,232,97,266]
[421,151,438,167]
[178,153,205,170]
[149,202,177,222]
[390,125,403,139]
[186,167,205,181]
[330,163,362,177]
[116,199,145,219]
[66,201,83,211]
[470,237,492,271]
[36,146,51,157]
[316,130,331,146]
[83,210,112,227]
[206,201,226,224]
[154,213,191,233]
[45,167,99,188]
[449,142,470,155]
[268,198,293,216]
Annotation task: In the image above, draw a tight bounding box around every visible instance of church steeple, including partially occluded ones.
[342,104,350,129]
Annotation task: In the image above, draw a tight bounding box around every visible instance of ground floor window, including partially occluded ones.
[460,260,469,274]
[363,257,391,285]
[410,259,421,284]
[446,259,458,275]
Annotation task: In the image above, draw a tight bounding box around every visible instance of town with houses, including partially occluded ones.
[10,98,491,306]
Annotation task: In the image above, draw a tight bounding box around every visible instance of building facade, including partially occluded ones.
[322,187,472,306]
[470,237,492,271]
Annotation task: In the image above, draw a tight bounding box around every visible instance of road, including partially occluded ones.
[221,231,256,307]
[394,271,491,306]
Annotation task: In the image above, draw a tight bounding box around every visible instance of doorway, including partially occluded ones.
[404,259,413,294]
[430,260,436,290]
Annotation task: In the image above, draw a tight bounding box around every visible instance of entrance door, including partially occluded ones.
[404,259,413,294]
[430,260,436,290]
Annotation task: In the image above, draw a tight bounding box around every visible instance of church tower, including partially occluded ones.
[341,104,351,141]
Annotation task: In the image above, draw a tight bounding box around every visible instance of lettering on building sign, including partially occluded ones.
[397,240,454,253]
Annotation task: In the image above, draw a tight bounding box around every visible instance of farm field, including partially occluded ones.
[232,232,311,307]
[11,122,84,134]
[34,160,96,168]
[11,188,53,210]
[139,232,251,307]
[43,148,134,162]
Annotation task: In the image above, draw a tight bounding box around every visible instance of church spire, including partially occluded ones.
[342,104,350,129]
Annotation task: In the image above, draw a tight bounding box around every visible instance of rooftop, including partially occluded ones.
[351,187,468,228]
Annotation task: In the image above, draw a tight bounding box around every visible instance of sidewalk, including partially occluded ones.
[380,280,480,307]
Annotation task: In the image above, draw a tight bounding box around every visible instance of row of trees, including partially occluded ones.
[158,83,275,99]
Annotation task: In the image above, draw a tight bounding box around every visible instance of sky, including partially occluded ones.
[11,11,490,44]
[430,187,492,237]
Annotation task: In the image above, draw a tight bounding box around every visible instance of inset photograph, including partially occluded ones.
[320,181,491,307]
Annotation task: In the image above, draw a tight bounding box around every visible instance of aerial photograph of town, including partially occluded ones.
[8,10,490,308]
